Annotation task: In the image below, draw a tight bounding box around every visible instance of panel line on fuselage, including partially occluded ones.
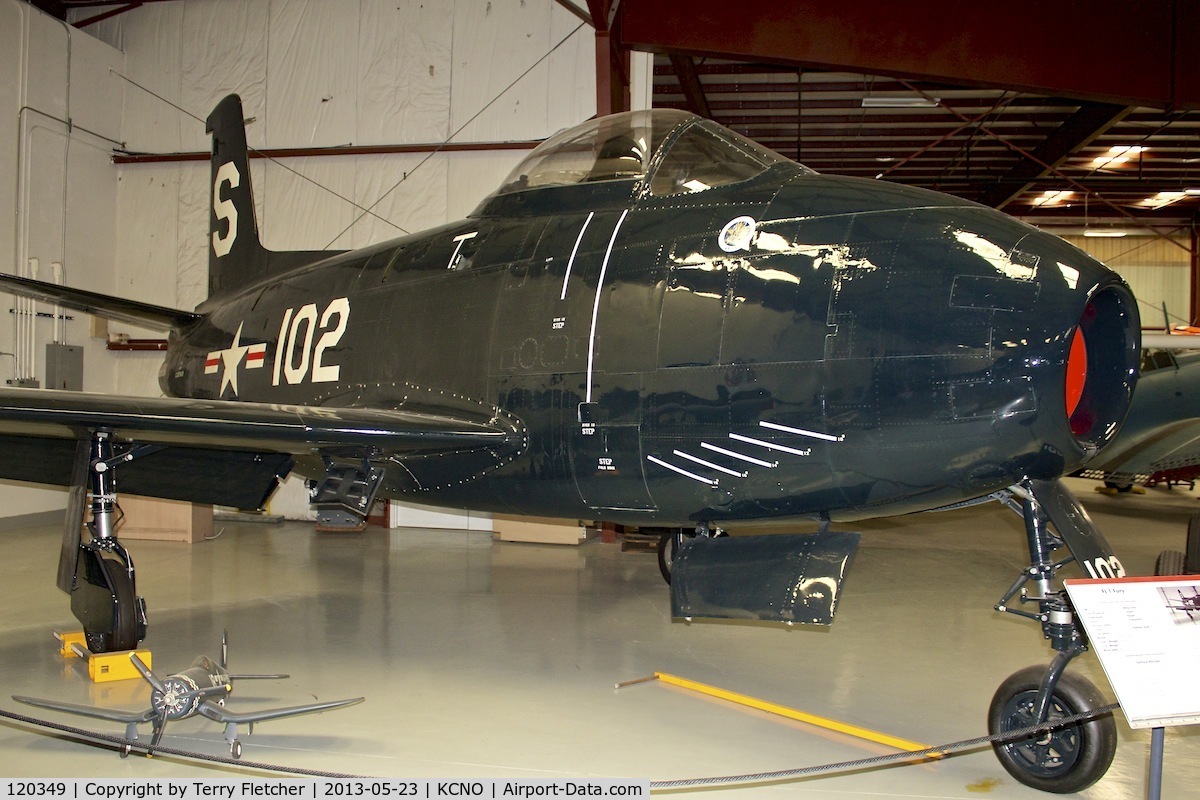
[585,208,630,404]
[561,211,595,301]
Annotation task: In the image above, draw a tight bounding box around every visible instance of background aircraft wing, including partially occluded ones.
[1142,334,1200,350]
[12,695,156,725]
[0,387,523,509]
[197,696,364,725]
[1083,419,1200,484]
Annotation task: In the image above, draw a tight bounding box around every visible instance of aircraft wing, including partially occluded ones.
[197,696,364,725]
[12,695,156,725]
[0,387,523,509]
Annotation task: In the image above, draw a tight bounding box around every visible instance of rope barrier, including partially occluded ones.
[649,703,1120,790]
[1,702,1121,791]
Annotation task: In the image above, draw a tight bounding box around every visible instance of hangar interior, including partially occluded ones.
[0,0,1199,796]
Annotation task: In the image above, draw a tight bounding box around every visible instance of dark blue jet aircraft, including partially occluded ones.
[0,96,1141,792]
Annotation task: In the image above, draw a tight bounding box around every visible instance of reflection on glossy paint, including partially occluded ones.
[953,230,1036,280]
[743,265,801,285]
[1058,262,1081,290]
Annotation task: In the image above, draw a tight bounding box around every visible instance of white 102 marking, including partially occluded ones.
[1081,555,1126,580]
[273,297,350,385]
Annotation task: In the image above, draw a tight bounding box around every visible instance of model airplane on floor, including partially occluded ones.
[13,636,362,758]
[0,95,1141,792]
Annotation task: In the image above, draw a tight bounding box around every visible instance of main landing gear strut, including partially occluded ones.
[989,478,1119,794]
[62,431,160,653]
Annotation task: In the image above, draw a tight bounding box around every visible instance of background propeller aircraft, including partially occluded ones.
[0,95,1141,792]
[13,635,363,758]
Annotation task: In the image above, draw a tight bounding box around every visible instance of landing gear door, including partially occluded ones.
[572,400,657,512]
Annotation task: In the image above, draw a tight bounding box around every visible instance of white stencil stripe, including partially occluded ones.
[729,432,812,457]
[673,450,747,478]
[701,442,777,468]
[647,455,718,486]
[759,420,844,442]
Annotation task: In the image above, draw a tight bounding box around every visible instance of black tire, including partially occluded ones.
[1157,549,1186,576]
[989,666,1116,794]
[1103,480,1132,493]
[657,532,681,584]
[85,567,140,653]
[1187,512,1200,573]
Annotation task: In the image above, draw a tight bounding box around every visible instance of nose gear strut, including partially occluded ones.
[989,478,1119,794]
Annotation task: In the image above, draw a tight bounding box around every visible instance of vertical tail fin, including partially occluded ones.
[207,95,268,297]
[206,95,340,298]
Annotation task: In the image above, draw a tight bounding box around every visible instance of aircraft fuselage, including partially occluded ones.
[160,163,1137,526]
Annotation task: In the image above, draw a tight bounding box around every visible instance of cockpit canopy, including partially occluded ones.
[494,109,805,199]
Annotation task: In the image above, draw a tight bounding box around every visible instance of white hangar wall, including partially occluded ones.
[0,0,127,521]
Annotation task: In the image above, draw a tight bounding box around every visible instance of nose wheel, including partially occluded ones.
[989,665,1116,794]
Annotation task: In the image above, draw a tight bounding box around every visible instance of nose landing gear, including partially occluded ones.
[990,479,1120,793]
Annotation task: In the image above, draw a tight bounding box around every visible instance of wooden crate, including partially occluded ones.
[493,514,590,545]
[114,495,213,543]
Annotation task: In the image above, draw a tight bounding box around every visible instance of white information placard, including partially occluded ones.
[1065,575,1200,729]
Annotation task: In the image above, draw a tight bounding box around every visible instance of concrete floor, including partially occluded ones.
[0,477,1198,798]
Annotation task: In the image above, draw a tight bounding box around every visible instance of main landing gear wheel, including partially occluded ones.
[84,566,140,654]
[988,666,1116,794]
[231,740,242,759]
[656,528,727,583]
[656,530,689,584]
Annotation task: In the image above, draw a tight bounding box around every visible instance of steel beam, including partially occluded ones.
[976,103,1131,209]
[617,0,1200,110]
[667,55,712,119]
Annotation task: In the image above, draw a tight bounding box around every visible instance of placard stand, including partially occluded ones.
[1065,574,1200,799]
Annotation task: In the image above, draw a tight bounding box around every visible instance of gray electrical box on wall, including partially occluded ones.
[46,343,83,390]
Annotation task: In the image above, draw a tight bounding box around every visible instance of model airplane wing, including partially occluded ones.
[12,695,157,725]
[197,696,364,725]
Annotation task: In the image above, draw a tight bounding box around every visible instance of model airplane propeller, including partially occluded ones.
[13,636,363,758]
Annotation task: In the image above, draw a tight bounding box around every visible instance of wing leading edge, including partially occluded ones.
[0,387,524,509]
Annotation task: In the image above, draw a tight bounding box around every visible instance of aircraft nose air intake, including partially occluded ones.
[1064,282,1140,451]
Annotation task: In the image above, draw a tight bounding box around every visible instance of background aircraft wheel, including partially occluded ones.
[1103,480,1132,492]
[1156,549,1186,576]
[1187,512,1200,572]
[989,666,1116,794]
[85,568,140,653]
[231,740,242,759]
[656,531,686,584]
[657,529,725,583]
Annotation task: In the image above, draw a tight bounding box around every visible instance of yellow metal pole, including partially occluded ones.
[652,672,937,756]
